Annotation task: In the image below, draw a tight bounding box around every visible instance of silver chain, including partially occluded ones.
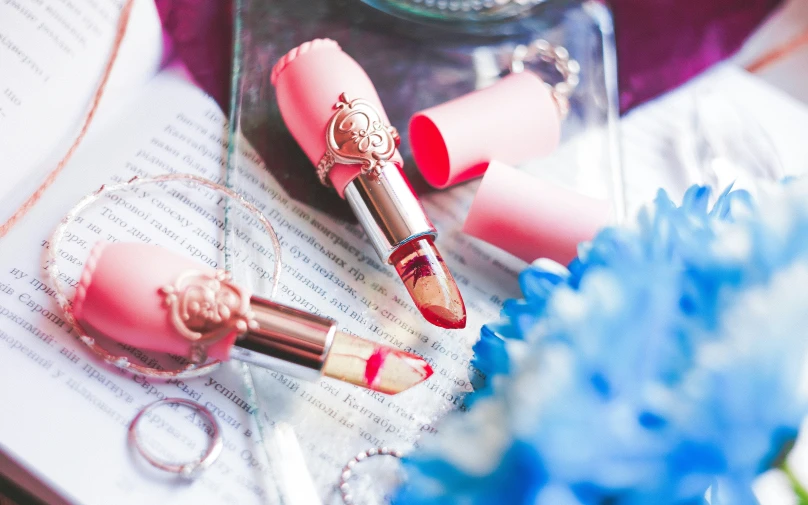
[511,39,581,119]
[339,447,404,505]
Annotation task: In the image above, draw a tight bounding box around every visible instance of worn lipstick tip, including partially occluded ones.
[419,303,468,330]
[423,362,434,380]
[324,332,435,394]
[442,310,467,330]
[391,238,467,330]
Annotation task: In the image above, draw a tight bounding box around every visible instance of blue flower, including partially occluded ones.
[395,183,808,505]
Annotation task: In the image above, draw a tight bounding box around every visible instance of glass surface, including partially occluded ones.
[228,1,622,502]
[232,0,623,223]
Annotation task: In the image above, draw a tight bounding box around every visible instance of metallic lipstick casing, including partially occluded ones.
[73,242,432,394]
[344,169,436,264]
[271,39,466,329]
[232,295,336,381]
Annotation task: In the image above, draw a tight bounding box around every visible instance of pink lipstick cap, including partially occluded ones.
[462,161,611,264]
[73,242,243,361]
[271,39,403,197]
[409,72,561,189]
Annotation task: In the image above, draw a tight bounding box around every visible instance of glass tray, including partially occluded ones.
[226,1,622,503]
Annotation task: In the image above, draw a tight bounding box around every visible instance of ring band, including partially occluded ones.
[317,151,336,186]
[128,398,223,478]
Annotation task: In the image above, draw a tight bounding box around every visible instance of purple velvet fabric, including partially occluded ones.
[154,0,233,110]
[611,0,782,113]
[154,0,780,115]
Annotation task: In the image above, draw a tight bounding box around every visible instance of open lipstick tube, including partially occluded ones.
[271,39,466,330]
[72,242,433,395]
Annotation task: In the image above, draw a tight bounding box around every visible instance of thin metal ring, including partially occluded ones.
[129,398,223,478]
[46,173,283,379]
[511,39,580,119]
[339,447,403,505]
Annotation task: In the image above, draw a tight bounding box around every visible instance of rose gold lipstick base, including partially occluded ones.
[230,297,335,381]
[230,297,434,393]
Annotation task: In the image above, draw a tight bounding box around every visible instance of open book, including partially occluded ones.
[0,0,164,218]
[4,1,808,504]
[0,1,523,504]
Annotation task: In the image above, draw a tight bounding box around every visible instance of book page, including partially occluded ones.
[0,0,164,212]
[0,63,522,505]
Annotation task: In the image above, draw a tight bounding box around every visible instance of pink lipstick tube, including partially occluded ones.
[271,39,466,329]
[463,161,611,264]
[72,242,432,394]
[271,39,431,262]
